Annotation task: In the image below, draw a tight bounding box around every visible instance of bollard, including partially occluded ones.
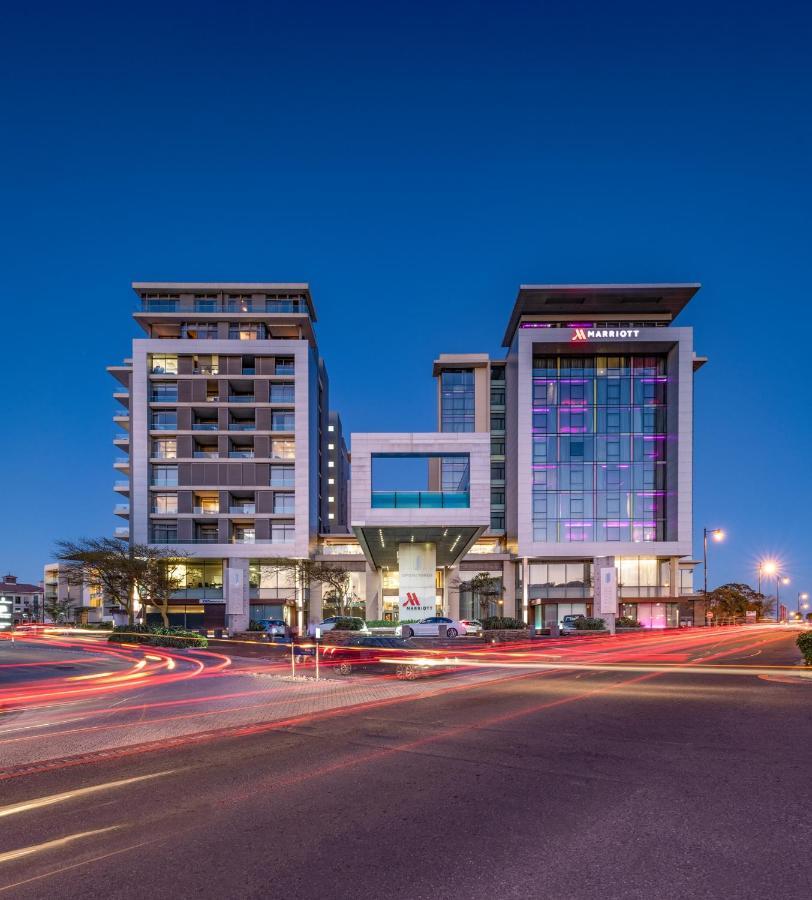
[291,644,296,678]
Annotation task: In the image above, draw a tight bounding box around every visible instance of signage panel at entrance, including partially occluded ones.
[572,328,641,342]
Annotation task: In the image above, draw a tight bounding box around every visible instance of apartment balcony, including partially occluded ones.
[228,395,256,404]
[114,457,130,473]
[229,505,256,515]
[193,451,219,458]
[113,433,130,447]
[228,451,254,458]
[193,507,220,515]
[228,423,256,431]
[231,536,257,544]
[192,423,219,431]
[193,366,219,375]
[114,526,130,539]
[114,504,130,518]
[113,480,130,494]
[113,390,129,408]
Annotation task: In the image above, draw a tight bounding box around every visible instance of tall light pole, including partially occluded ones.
[703,528,725,611]
[776,574,790,623]
[797,591,808,620]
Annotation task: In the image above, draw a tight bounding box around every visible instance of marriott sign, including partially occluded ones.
[571,328,641,341]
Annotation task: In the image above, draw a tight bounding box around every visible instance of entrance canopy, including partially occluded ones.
[353,524,485,569]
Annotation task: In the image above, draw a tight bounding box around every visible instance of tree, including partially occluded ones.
[260,558,360,621]
[43,595,75,624]
[134,551,186,628]
[453,572,503,620]
[707,583,773,620]
[56,537,140,625]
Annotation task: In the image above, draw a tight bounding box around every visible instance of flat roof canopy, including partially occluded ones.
[353,525,485,569]
[502,283,700,346]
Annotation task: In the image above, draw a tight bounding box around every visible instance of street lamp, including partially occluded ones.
[703,528,725,602]
[775,574,790,623]
[797,591,808,620]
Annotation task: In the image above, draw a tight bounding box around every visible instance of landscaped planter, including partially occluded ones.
[482,628,531,642]
[615,626,644,633]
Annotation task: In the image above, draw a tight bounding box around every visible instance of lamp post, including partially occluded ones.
[797,591,808,621]
[703,528,724,617]
[776,575,790,623]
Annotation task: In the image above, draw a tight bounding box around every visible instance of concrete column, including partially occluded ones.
[365,566,382,621]
[521,557,530,628]
[447,565,461,620]
[308,580,323,628]
[225,557,249,634]
[502,560,516,618]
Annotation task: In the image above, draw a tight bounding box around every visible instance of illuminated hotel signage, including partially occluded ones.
[571,328,641,342]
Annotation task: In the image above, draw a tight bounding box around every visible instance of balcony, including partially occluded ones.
[114,504,130,517]
[114,526,130,538]
[231,536,257,544]
[193,507,220,515]
[113,480,130,494]
[228,395,256,404]
[229,423,256,431]
[192,423,219,431]
[193,451,219,458]
[193,366,219,375]
[371,491,470,509]
[228,450,254,459]
[229,505,256,515]
[113,433,130,446]
[114,457,130,471]
[141,298,309,314]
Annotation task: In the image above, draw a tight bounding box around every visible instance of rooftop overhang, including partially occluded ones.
[432,353,491,377]
[353,525,487,569]
[502,283,701,346]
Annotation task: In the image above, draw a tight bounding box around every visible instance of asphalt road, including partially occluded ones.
[0,627,809,899]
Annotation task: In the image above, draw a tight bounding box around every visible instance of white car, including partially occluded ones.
[396,617,467,638]
[460,619,483,636]
[307,616,369,637]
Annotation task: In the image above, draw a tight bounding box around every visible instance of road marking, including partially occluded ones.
[0,827,120,865]
[0,770,175,819]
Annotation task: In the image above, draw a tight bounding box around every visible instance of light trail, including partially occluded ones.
[0,827,121,865]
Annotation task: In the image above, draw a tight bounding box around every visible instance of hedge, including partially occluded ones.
[108,625,208,649]
[481,616,527,630]
[365,620,418,628]
[615,615,641,628]
[573,617,606,631]
[797,632,812,665]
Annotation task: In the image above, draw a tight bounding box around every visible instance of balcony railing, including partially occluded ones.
[231,536,256,544]
[193,366,219,375]
[141,299,309,314]
[192,423,218,431]
[229,423,256,431]
[228,396,256,403]
[229,505,256,514]
[193,507,220,515]
[229,451,254,458]
[371,491,470,509]
[193,451,219,458]
[114,504,130,515]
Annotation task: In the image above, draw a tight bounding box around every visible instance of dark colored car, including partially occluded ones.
[322,636,452,679]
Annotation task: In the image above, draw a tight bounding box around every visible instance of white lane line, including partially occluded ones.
[0,770,176,820]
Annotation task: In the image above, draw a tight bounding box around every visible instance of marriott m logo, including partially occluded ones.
[572,328,588,342]
[403,593,421,607]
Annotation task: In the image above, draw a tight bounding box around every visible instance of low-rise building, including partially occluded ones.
[0,574,43,624]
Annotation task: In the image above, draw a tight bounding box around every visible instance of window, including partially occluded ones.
[272,523,295,543]
[273,493,295,514]
[491,415,505,431]
[491,439,505,456]
[229,323,266,340]
[271,412,295,431]
[270,383,295,403]
[152,493,178,514]
[233,525,256,544]
[327,477,335,485]
[150,355,178,374]
[275,358,294,375]
[490,513,505,530]
[151,383,178,402]
[270,466,295,487]
[152,439,177,459]
[491,388,505,406]
[151,522,177,543]
[151,410,177,431]
[328,424,335,432]
[491,490,505,506]
[181,323,218,339]
[271,440,295,460]
[441,370,475,432]
[491,463,505,481]
[152,465,178,486]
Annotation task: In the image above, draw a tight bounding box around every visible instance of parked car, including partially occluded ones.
[395,616,467,638]
[460,619,483,636]
[258,618,288,636]
[561,614,586,634]
[322,636,453,679]
[307,616,369,637]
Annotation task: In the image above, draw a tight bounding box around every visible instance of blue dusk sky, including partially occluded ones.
[1,1,810,601]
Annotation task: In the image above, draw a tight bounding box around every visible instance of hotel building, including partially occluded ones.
[109,282,704,632]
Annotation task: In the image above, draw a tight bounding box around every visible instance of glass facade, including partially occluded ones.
[531,354,668,543]
[440,369,475,432]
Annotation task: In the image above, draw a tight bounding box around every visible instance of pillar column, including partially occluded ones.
[502,560,517,618]
[521,557,530,628]
[225,557,249,634]
[446,565,461,620]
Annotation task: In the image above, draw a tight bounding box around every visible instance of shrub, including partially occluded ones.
[332,617,364,631]
[481,616,527,630]
[365,619,418,628]
[797,632,812,665]
[108,624,207,649]
[247,620,265,632]
[573,617,606,631]
[615,615,641,628]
